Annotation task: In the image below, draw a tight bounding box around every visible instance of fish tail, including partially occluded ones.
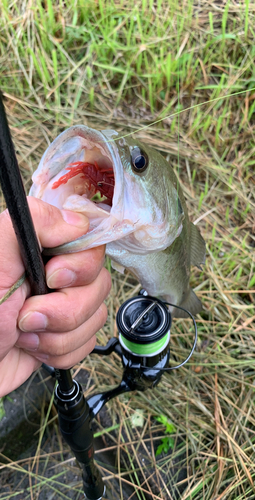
[190,222,206,269]
[173,287,202,318]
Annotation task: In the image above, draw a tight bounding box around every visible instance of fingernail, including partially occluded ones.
[16,333,39,351]
[19,312,48,332]
[47,268,76,289]
[61,210,89,228]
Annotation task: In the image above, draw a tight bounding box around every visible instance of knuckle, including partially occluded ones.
[42,331,73,357]
[87,335,97,355]
[51,336,97,369]
[42,203,58,229]
[96,303,108,326]
[54,301,80,330]
[90,245,106,270]
[54,336,67,356]
[101,268,112,295]
[28,197,59,230]
[74,247,106,284]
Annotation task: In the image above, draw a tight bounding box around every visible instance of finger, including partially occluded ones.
[18,267,111,333]
[38,334,98,370]
[27,197,89,248]
[17,303,107,358]
[0,197,89,289]
[0,347,41,398]
[0,209,27,289]
[45,245,106,289]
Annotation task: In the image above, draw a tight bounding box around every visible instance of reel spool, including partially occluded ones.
[116,293,171,389]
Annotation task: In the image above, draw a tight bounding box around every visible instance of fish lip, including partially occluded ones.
[30,124,124,218]
[31,125,139,255]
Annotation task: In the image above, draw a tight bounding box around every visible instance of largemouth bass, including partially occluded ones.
[30,125,205,317]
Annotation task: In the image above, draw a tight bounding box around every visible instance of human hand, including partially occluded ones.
[0,197,111,397]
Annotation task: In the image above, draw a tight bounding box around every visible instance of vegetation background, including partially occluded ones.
[0,0,254,499]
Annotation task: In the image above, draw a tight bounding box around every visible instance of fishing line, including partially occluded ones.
[136,301,198,372]
[176,4,181,240]
[3,85,255,145]
[108,85,255,141]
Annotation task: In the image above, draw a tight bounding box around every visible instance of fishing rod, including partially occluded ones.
[0,92,198,499]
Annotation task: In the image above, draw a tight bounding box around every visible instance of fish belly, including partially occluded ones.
[106,243,189,313]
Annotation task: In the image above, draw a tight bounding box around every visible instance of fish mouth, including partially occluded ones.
[30,125,136,254]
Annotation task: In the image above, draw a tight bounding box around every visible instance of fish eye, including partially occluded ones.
[131,147,148,173]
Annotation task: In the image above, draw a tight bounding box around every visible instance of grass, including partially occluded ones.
[0,0,255,499]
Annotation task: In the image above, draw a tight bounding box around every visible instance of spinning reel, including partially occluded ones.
[50,290,197,500]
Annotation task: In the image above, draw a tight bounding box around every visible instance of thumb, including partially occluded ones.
[27,196,89,249]
[0,197,89,291]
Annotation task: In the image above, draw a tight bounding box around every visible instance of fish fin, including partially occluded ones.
[190,223,206,269]
[174,287,202,318]
[111,259,125,274]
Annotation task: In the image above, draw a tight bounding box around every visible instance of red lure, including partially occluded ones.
[51,161,114,201]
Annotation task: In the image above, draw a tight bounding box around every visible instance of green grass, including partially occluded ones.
[0,0,255,499]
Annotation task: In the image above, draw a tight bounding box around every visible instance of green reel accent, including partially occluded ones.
[119,332,170,356]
